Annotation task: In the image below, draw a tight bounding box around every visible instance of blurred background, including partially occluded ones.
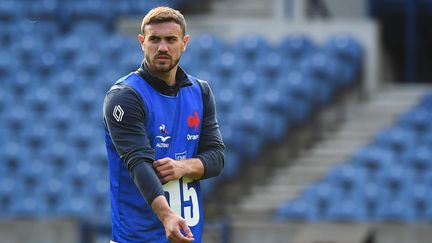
[0,0,432,242]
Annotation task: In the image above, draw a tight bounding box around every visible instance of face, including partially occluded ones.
[138,21,189,75]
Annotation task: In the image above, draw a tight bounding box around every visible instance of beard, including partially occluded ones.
[146,54,181,73]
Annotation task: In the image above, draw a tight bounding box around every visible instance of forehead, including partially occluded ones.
[144,21,183,37]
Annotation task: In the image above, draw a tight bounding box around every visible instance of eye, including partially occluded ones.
[167,37,177,43]
[148,36,160,43]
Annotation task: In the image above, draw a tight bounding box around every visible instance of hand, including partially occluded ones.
[163,213,194,243]
[153,157,186,184]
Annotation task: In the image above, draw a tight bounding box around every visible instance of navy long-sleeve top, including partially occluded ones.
[103,62,225,205]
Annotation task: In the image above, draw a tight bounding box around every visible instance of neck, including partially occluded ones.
[147,65,177,86]
[157,71,176,86]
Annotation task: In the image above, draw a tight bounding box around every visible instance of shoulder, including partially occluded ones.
[104,83,146,117]
[105,84,142,104]
[188,75,212,97]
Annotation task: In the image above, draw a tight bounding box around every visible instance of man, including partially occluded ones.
[103,6,225,243]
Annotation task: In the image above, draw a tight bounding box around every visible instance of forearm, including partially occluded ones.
[131,162,165,205]
[196,149,224,179]
[151,195,176,223]
[182,158,205,180]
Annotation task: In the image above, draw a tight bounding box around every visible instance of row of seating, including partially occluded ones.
[0,0,184,25]
[275,92,432,223]
[0,0,363,220]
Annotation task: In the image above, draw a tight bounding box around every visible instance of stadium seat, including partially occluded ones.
[300,51,338,105]
[351,145,395,179]
[25,0,58,21]
[325,163,366,200]
[233,34,271,68]
[403,146,432,181]
[219,149,241,179]
[397,107,432,137]
[255,88,292,140]
[279,34,315,68]
[373,125,417,158]
[328,198,367,222]
[302,182,336,221]
[323,34,363,87]
[0,0,20,21]
[275,198,314,222]
[256,51,284,80]
[283,71,315,123]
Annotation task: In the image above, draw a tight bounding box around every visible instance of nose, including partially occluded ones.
[158,40,168,52]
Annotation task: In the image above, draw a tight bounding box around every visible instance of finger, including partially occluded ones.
[161,175,175,183]
[154,163,173,171]
[156,169,172,177]
[173,229,193,243]
[153,158,168,167]
[181,222,194,238]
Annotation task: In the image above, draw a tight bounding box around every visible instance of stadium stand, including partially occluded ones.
[0,1,373,242]
[0,1,363,225]
[275,91,432,223]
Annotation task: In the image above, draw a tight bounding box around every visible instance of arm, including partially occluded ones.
[195,80,225,179]
[151,196,194,242]
[103,85,164,203]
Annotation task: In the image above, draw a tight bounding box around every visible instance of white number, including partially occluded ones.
[163,180,182,216]
[163,178,200,226]
[182,177,200,226]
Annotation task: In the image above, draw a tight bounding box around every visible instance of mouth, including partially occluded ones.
[156,55,170,60]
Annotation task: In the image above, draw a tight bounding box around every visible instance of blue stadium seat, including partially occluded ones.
[377,165,414,202]
[409,184,431,221]
[361,182,385,221]
[0,49,19,77]
[373,125,417,158]
[302,182,336,221]
[21,121,54,155]
[54,34,81,63]
[233,34,271,68]
[325,163,366,200]
[397,107,432,137]
[323,35,363,87]
[328,198,366,222]
[255,88,292,140]
[233,70,261,98]
[256,51,284,80]
[211,50,237,84]
[219,149,241,179]
[279,35,315,68]
[418,92,432,110]
[65,0,109,27]
[300,51,338,105]
[351,145,395,179]
[404,146,432,182]
[275,198,314,222]
[187,34,225,68]
[25,0,58,21]
[231,104,266,159]
[283,71,315,123]
[0,0,20,21]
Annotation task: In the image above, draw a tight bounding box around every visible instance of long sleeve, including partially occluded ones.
[103,84,164,204]
[195,80,226,179]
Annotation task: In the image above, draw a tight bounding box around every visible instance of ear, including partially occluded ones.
[182,35,190,52]
[138,34,145,51]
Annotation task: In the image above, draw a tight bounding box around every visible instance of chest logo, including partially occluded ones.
[187,111,200,131]
[156,123,171,148]
[156,135,171,142]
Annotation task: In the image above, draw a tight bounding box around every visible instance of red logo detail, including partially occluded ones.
[187,112,200,130]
